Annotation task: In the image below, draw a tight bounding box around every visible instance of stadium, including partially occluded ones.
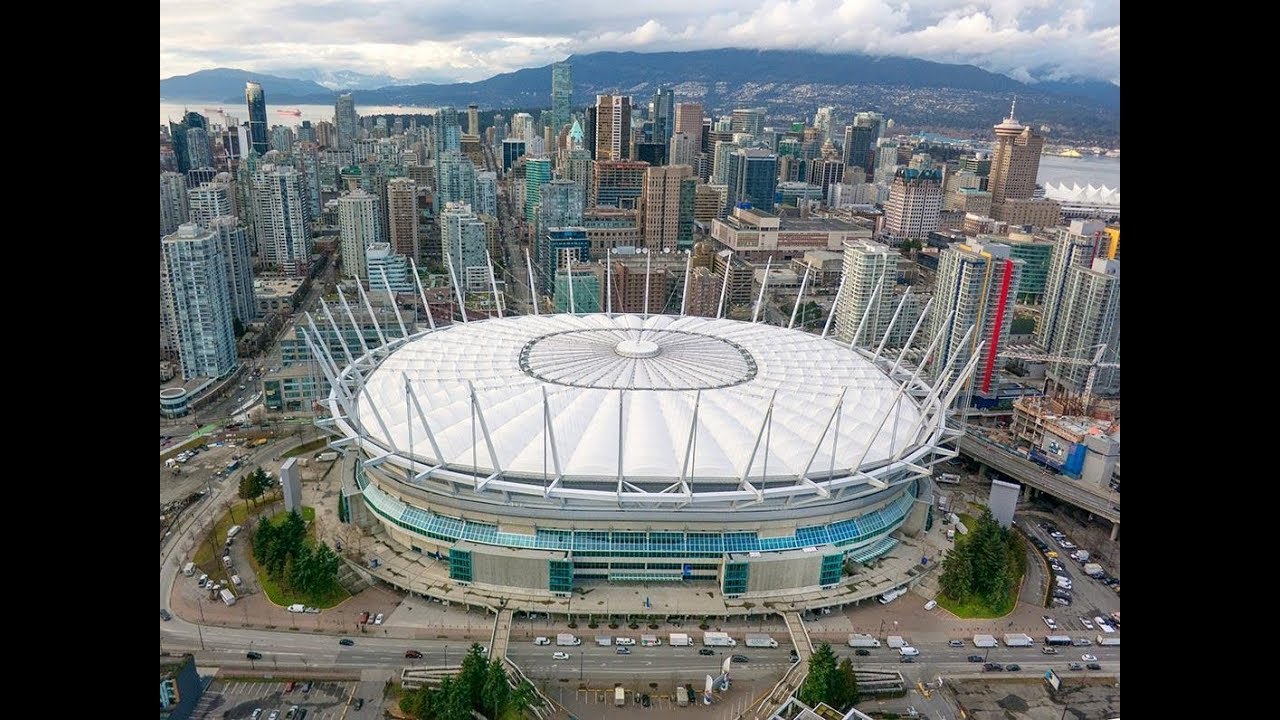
[317,312,967,599]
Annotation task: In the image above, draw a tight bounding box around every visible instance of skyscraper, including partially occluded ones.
[252,164,312,276]
[651,88,675,145]
[209,216,256,324]
[594,94,631,161]
[467,104,480,137]
[245,81,269,155]
[833,239,897,347]
[163,223,238,379]
[592,160,648,209]
[338,189,379,280]
[1045,258,1120,395]
[336,93,358,151]
[988,100,1044,205]
[524,157,552,224]
[160,171,190,236]
[882,168,943,242]
[674,103,704,151]
[386,177,419,259]
[813,106,837,145]
[929,241,1024,394]
[551,62,573,134]
[725,149,778,212]
[640,165,695,252]
[562,149,594,206]
[730,108,765,137]
[185,127,214,172]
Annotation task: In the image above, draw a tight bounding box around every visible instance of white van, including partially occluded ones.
[615,637,635,646]
[533,637,550,645]
[182,562,195,577]
[899,646,920,656]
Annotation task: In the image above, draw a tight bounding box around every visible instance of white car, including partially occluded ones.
[615,637,635,645]
[553,652,570,660]
[899,646,920,656]
[1080,618,1094,630]
[1081,654,1098,662]
[1042,616,1057,630]
[373,613,384,625]
[924,600,938,611]
[1097,622,1115,633]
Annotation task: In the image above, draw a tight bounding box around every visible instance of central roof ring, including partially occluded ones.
[518,327,758,391]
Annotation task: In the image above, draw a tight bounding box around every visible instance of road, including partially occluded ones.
[1020,515,1121,619]
[960,433,1120,523]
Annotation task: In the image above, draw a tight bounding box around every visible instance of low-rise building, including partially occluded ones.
[254,276,308,317]
[711,205,874,262]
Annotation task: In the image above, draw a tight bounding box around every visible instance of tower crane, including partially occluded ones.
[998,343,1120,414]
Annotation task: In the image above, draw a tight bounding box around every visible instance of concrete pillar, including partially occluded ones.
[1110,522,1120,541]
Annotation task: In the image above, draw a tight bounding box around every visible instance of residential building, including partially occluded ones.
[338,189,379,280]
[1037,220,1108,352]
[475,171,498,217]
[441,202,490,291]
[1043,258,1120,395]
[188,179,235,229]
[335,93,358,150]
[501,139,527,173]
[674,103,704,150]
[813,106,837,145]
[538,228,590,295]
[730,108,765,137]
[928,240,1024,393]
[366,242,416,292]
[386,177,419,259]
[525,157,552,224]
[160,171,190,236]
[437,151,476,207]
[695,183,728,222]
[185,126,214,170]
[162,223,238,380]
[1002,232,1055,302]
[833,239,896,348]
[252,164,312,276]
[553,265,602,313]
[651,88,675,145]
[209,216,256,323]
[991,197,1061,229]
[582,208,642,256]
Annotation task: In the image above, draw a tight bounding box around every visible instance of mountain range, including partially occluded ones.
[160,49,1120,143]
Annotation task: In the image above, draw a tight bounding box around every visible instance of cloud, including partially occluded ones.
[160,0,1120,85]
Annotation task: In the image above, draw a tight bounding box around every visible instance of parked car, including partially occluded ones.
[246,651,263,660]
[1068,662,1084,670]
[1081,654,1098,662]
[616,646,631,655]
[301,682,312,693]
[699,648,716,656]
[641,694,651,707]
[358,611,370,624]
[983,662,1004,671]
[948,640,965,647]
[731,655,749,663]
[284,681,295,694]
[899,656,916,663]
[1087,662,1103,670]
[855,648,871,656]
[553,652,570,660]
[373,613,384,625]
[339,638,355,646]
[968,655,984,663]
[267,712,279,720]
[354,698,364,710]
[160,609,172,621]
[1042,616,1057,630]
[1006,664,1021,672]
[405,650,423,659]
[1080,618,1094,630]
[1041,647,1059,655]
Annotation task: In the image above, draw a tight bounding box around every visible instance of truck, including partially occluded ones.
[675,684,689,707]
[287,603,306,613]
[1083,563,1105,578]
[703,632,737,647]
[847,634,882,648]
[316,451,340,462]
[556,633,581,646]
[227,525,242,539]
[972,634,999,648]
[182,562,195,577]
[1096,635,1120,646]
[936,473,962,485]
[640,634,661,647]
[220,588,236,606]
[615,687,625,707]
[878,587,906,604]
[596,636,613,647]
[746,634,779,649]
[669,633,693,647]
[886,635,907,649]
[1044,635,1073,646]
[1003,633,1034,647]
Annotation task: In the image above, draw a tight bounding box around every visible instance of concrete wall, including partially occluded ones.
[746,552,822,593]
[469,544,552,590]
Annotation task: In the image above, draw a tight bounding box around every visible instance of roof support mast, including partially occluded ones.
[680,250,692,316]
[445,258,469,323]
[849,272,885,349]
[378,268,409,339]
[788,263,812,329]
[524,248,539,316]
[409,258,437,330]
[484,250,504,318]
[821,270,847,339]
[752,257,772,323]
[717,251,734,319]
[335,287,371,355]
[354,279,389,347]
[873,287,912,360]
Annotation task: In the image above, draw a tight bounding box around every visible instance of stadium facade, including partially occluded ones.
[312,307,981,600]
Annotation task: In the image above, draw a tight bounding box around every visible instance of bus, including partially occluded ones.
[1044,635,1073,646]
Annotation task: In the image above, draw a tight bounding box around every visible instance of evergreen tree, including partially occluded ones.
[798,642,839,707]
[834,657,860,709]
[481,659,510,717]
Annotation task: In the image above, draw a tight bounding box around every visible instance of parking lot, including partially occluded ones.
[188,678,359,720]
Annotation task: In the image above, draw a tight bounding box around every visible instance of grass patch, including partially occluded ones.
[246,506,349,609]
[935,591,1015,618]
[191,497,275,585]
[282,438,329,459]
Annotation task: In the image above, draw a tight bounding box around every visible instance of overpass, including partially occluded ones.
[958,433,1120,539]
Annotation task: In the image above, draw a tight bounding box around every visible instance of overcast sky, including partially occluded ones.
[160,0,1120,85]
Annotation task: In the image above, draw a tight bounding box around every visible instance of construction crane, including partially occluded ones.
[999,343,1120,414]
